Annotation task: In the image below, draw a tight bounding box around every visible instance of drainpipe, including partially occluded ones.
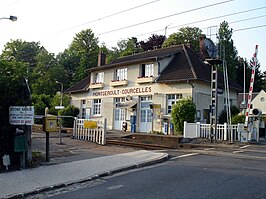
[187,79,194,102]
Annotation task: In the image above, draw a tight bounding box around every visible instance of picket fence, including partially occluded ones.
[183,121,245,141]
[72,118,106,145]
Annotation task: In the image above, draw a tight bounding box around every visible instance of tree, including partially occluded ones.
[1,39,43,68]
[117,37,141,57]
[171,98,196,133]
[68,29,99,83]
[32,50,67,95]
[139,34,166,51]
[31,94,52,116]
[56,49,80,87]
[49,93,70,115]
[0,59,30,169]
[262,71,266,91]
[163,27,202,53]
[0,60,29,125]
[248,59,264,92]
[217,21,238,80]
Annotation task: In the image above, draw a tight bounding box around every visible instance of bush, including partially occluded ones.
[231,114,245,124]
[218,105,240,124]
[171,98,196,134]
[58,105,79,127]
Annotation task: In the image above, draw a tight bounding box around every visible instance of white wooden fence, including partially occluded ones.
[73,118,106,145]
[183,121,245,141]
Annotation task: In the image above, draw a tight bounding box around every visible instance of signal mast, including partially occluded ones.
[244,45,259,128]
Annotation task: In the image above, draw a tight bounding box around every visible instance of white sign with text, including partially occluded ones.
[9,106,34,125]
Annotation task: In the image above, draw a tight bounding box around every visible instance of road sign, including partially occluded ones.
[9,106,34,125]
[55,106,65,110]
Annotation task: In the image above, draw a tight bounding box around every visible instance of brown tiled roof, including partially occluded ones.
[69,45,242,93]
[157,45,242,91]
[89,46,181,72]
[65,76,90,94]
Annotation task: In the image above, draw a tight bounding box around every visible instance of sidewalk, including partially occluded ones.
[0,150,169,199]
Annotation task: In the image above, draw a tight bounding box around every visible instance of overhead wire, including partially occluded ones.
[57,0,160,33]
[0,0,20,12]
[96,0,235,36]
[104,7,266,44]
[132,6,266,38]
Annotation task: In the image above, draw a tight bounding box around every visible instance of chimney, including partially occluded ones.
[98,51,106,66]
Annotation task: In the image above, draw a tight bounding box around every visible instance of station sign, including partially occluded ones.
[9,106,34,125]
[84,120,97,129]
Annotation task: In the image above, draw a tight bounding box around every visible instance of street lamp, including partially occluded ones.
[55,81,63,107]
[55,80,64,145]
[0,15,17,22]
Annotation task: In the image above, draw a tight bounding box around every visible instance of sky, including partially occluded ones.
[1,0,266,73]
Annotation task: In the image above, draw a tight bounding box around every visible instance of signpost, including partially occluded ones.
[43,116,58,162]
[9,106,34,168]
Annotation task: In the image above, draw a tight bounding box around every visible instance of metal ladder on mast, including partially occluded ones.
[210,65,218,141]
[223,60,231,125]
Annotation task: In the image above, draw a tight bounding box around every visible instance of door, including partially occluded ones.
[114,98,126,130]
[139,96,152,133]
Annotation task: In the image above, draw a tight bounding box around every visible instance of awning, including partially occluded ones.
[117,101,137,109]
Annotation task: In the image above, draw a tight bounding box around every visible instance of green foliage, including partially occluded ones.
[151,131,164,135]
[171,98,196,133]
[231,114,245,124]
[31,94,52,115]
[1,39,42,67]
[117,37,142,57]
[49,93,70,115]
[68,29,99,83]
[139,34,166,51]
[58,105,79,127]
[32,50,68,95]
[262,72,266,91]
[218,105,240,124]
[217,21,238,80]
[163,27,202,53]
[0,60,30,125]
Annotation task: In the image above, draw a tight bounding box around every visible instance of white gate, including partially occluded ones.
[183,121,241,141]
[73,118,106,145]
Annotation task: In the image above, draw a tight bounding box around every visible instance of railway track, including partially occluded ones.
[106,139,194,150]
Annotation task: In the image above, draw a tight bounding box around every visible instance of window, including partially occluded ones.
[141,63,154,77]
[140,96,152,122]
[95,72,104,83]
[93,99,101,115]
[115,97,126,107]
[167,94,182,114]
[115,68,127,81]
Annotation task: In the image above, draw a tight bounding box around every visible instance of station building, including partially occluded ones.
[66,45,242,133]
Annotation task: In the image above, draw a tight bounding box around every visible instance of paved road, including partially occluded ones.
[28,144,266,199]
[31,132,137,164]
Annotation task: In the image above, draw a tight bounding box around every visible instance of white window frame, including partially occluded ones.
[115,68,127,81]
[95,72,104,83]
[166,94,182,114]
[93,99,101,115]
[145,63,154,77]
